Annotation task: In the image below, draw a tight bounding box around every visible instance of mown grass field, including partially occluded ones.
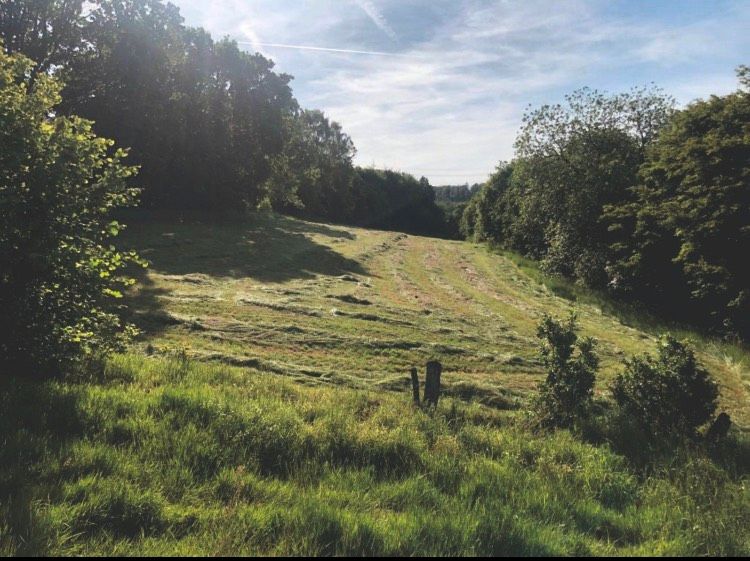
[124,212,750,425]
[2,212,749,555]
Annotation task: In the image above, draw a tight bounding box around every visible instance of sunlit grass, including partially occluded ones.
[1,354,748,555]
[118,213,749,425]
[3,213,748,555]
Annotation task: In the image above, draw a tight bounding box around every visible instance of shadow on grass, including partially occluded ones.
[0,378,85,555]
[119,211,368,283]
[117,211,371,338]
[122,265,174,338]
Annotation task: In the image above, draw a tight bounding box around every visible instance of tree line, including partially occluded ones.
[462,72,750,340]
[0,0,449,231]
[433,184,480,203]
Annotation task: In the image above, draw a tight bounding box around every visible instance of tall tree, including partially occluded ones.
[264,109,357,220]
[505,86,675,286]
[605,67,750,337]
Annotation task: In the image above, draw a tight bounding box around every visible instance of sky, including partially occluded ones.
[170,0,749,185]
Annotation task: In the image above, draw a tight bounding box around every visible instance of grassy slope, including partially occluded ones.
[2,356,749,556]
[1,212,749,555]
[124,212,749,425]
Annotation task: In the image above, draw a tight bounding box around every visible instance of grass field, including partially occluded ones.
[1,212,749,555]
[123,212,750,426]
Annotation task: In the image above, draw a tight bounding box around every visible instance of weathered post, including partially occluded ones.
[410,367,421,405]
[423,360,442,407]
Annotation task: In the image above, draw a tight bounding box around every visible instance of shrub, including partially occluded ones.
[533,314,598,429]
[0,48,141,375]
[610,335,718,439]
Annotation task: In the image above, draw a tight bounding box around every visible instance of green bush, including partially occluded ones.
[610,336,718,439]
[0,47,141,375]
[605,67,750,338]
[533,314,599,429]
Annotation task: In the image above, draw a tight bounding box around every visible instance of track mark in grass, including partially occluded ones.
[326,294,373,306]
[237,297,324,317]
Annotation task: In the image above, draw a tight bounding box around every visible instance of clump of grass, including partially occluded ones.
[58,476,168,538]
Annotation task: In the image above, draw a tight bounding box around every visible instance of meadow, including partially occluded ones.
[122,212,750,424]
[1,212,749,555]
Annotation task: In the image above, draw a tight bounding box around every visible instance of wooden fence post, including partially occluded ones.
[410,367,421,405]
[423,360,442,407]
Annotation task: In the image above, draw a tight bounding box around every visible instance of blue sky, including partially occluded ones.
[171,0,749,185]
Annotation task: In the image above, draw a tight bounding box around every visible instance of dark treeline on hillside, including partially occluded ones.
[433,183,480,203]
[462,73,750,340]
[0,0,450,236]
[350,169,451,237]
[2,0,294,210]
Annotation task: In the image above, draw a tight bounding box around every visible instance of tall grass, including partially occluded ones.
[1,353,748,555]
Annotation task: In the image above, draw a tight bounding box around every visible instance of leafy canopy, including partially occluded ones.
[463,86,675,287]
[0,46,142,374]
[605,66,750,337]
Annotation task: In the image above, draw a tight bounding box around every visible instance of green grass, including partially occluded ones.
[497,248,750,366]
[2,212,749,555]
[119,212,749,425]
[2,354,748,556]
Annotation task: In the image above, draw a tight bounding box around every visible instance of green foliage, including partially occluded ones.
[533,314,599,429]
[460,162,514,242]
[65,2,295,210]
[264,109,357,220]
[432,183,479,203]
[605,67,750,337]
[437,200,467,240]
[264,121,453,234]
[353,169,450,236]
[504,87,674,286]
[0,47,141,374]
[611,336,718,439]
[2,0,294,211]
[461,87,674,287]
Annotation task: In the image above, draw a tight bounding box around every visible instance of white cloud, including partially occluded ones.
[170,0,750,184]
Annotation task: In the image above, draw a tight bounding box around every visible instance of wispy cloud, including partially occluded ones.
[352,0,397,40]
[171,0,750,184]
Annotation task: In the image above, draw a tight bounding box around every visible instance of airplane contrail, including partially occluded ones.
[353,0,397,40]
[236,41,413,58]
